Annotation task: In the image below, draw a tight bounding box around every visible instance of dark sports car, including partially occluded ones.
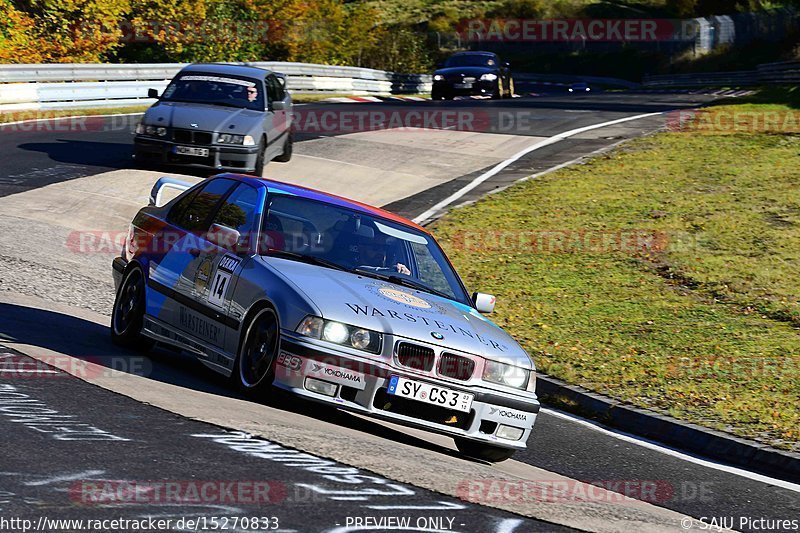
[431,51,514,100]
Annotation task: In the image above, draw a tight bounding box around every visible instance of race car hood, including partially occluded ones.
[143,101,263,133]
[262,257,533,368]
[434,66,498,77]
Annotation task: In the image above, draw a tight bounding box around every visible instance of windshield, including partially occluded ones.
[160,73,264,111]
[262,195,471,305]
[444,54,497,68]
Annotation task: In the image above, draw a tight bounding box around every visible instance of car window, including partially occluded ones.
[160,73,265,111]
[167,179,237,232]
[444,54,497,68]
[409,241,456,297]
[265,75,284,104]
[211,183,260,235]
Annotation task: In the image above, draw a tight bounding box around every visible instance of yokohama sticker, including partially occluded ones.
[305,361,366,390]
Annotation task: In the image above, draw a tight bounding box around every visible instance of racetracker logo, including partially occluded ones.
[457,479,683,505]
[449,229,671,255]
[457,18,700,42]
[287,109,490,135]
[70,480,286,505]
[666,109,800,134]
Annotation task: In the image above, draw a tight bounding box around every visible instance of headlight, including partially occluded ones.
[480,73,498,81]
[296,316,382,354]
[218,133,245,145]
[145,125,156,135]
[135,123,145,135]
[483,360,529,389]
[243,135,256,146]
[156,127,167,137]
[433,74,444,81]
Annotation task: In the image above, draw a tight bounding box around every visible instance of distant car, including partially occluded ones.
[431,51,513,100]
[133,64,293,177]
[111,174,540,462]
[569,82,591,93]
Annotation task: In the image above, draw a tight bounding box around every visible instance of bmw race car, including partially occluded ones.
[111,174,539,462]
[431,51,514,100]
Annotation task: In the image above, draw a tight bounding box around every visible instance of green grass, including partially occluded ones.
[0,106,150,124]
[432,103,800,450]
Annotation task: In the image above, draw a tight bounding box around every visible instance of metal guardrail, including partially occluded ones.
[0,62,432,112]
[642,60,800,88]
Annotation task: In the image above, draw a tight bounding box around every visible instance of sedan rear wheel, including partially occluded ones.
[111,267,154,350]
[234,307,279,398]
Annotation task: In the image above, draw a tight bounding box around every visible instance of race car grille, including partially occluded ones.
[396,343,435,372]
[173,129,213,145]
[373,388,473,430]
[437,353,475,381]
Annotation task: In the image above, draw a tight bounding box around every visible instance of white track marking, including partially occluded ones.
[363,501,466,510]
[0,369,59,374]
[495,519,525,533]
[542,407,800,493]
[25,470,105,486]
[412,111,662,223]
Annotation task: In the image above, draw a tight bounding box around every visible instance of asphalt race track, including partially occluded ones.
[1,93,798,532]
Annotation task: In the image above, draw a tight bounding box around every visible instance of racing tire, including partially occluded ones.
[110,266,154,351]
[504,78,515,99]
[454,437,516,463]
[273,131,293,163]
[253,137,267,177]
[233,306,279,399]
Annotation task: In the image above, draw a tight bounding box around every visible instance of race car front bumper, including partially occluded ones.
[273,333,539,450]
[134,136,260,173]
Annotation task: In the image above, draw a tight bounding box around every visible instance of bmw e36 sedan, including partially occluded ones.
[111,174,539,462]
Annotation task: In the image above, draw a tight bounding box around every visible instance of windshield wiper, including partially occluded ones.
[353,268,452,300]
[265,250,348,272]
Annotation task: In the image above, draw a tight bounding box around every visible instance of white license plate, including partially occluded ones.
[454,83,473,89]
[387,376,473,413]
[174,146,209,157]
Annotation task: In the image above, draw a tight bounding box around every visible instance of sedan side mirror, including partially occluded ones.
[148,88,160,99]
[207,223,241,251]
[473,292,496,314]
[271,101,286,111]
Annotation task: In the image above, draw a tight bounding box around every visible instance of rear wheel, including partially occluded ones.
[233,306,279,398]
[111,266,153,350]
[454,437,516,463]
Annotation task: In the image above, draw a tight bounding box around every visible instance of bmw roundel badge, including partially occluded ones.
[431,332,444,340]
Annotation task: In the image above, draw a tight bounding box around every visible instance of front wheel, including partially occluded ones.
[111,266,153,350]
[253,138,266,177]
[233,306,280,398]
[454,437,516,463]
[273,131,293,163]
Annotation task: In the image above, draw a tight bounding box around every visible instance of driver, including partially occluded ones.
[359,234,411,275]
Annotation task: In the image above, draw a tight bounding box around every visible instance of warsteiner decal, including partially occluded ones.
[179,306,220,343]
[345,303,509,352]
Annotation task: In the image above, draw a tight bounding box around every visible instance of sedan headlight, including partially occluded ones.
[480,73,498,81]
[135,123,145,135]
[433,74,444,81]
[296,316,382,354]
[218,133,245,145]
[483,360,529,389]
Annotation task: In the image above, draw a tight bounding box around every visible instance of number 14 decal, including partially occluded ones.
[207,254,240,308]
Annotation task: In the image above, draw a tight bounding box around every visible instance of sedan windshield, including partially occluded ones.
[262,195,471,305]
[444,54,497,68]
[160,73,264,111]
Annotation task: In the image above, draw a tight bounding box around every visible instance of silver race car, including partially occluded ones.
[111,174,539,462]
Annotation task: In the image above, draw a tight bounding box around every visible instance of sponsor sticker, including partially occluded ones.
[377,287,431,309]
[487,406,530,423]
[276,351,302,372]
[305,361,366,390]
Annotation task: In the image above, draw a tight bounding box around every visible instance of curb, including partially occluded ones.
[536,374,800,483]
[319,95,430,103]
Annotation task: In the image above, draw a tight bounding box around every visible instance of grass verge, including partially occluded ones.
[432,97,800,450]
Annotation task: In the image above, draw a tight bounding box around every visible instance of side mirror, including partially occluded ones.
[271,101,286,111]
[473,292,496,314]
[148,88,160,99]
[207,223,241,251]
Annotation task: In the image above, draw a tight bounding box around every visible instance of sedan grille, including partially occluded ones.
[396,343,435,372]
[173,129,213,145]
[438,353,475,381]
